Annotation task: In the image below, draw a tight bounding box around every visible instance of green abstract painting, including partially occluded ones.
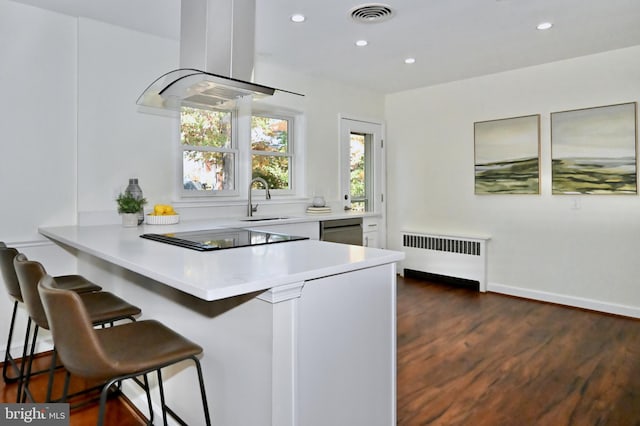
[551,103,637,195]
[474,114,540,194]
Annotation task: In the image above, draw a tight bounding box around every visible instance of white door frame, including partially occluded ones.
[339,115,386,246]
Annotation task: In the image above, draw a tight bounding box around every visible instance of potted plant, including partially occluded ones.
[116,192,147,227]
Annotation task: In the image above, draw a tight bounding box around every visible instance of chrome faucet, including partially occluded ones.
[248,177,271,216]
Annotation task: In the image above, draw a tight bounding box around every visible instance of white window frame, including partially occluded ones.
[250,112,296,195]
[348,132,374,211]
[180,106,239,198]
[177,102,305,202]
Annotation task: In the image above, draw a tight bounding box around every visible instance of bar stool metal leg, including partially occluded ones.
[45,350,58,402]
[97,378,113,426]
[97,374,156,426]
[15,317,32,402]
[192,355,212,426]
[157,369,169,426]
[61,371,71,403]
[160,357,211,426]
[142,374,154,425]
[2,300,20,383]
[20,323,41,403]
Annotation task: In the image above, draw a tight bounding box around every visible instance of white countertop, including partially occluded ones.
[39,219,403,301]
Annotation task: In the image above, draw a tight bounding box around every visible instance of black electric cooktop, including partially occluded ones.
[140,228,309,252]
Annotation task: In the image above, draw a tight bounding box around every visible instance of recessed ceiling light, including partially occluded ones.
[404,58,416,64]
[290,14,306,23]
[537,22,553,30]
[355,40,368,47]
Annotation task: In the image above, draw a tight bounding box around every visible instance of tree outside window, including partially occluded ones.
[350,133,369,212]
[181,107,235,192]
[251,115,292,190]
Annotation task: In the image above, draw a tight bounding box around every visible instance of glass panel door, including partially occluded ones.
[340,118,383,213]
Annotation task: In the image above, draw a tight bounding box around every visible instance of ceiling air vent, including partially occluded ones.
[349,3,394,24]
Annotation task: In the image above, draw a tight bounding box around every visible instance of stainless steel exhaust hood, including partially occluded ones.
[137,0,301,111]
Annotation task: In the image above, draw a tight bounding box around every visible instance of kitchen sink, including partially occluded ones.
[239,217,290,222]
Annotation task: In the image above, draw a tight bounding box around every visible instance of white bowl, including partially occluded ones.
[145,214,179,225]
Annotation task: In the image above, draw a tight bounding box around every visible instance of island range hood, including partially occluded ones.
[136,68,281,110]
[137,0,301,111]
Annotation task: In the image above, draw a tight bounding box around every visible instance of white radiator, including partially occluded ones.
[400,231,490,292]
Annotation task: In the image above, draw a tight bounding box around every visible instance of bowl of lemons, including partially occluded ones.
[146,204,180,225]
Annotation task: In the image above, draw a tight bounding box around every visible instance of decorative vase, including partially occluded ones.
[121,213,139,227]
[125,178,145,225]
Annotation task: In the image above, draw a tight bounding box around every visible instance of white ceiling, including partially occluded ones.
[12,0,640,94]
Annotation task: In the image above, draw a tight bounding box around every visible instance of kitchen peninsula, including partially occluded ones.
[39,220,404,426]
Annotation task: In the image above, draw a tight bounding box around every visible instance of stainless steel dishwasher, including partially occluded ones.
[319,218,363,246]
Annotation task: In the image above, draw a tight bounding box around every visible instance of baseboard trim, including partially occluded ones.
[488,282,640,319]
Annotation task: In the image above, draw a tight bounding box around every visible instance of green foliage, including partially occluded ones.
[252,156,289,189]
[180,108,292,191]
[251,116,288,152]
[181,107,234,190]
[350,135,366,197]
[350,157,365,197]
[116,193,147,214]
[251,116,290,189]
[181,107,232,148]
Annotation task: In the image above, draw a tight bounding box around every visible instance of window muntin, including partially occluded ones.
[251,115,292,191]
[181,107,236,193]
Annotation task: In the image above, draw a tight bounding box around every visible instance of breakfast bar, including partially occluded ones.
[39,221,404,426]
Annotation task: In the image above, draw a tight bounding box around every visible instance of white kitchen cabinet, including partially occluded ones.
[364,230,378,248]
[297,263,396,426]
[363,217,380,248]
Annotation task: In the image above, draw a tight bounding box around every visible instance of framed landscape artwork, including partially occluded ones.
[551,102,637,194]
[474,114,540,194]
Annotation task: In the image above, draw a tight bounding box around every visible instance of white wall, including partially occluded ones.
[76,18,179,222]
[385,45,640,317]
[0,1,77,241]
[0,1,81,358]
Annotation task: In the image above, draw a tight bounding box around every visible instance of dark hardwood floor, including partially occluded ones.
[2,275,640,425]
[0,353,146,425]
[398,274,640,425]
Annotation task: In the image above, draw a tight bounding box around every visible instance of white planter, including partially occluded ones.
[121,213,139,227]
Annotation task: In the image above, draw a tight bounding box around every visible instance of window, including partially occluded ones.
[180,107,300,198]
[181,107,236,194]
[251,115,293,191]
[349,132,373,212]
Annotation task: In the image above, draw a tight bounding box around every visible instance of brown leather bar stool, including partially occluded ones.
[13,253,142,404]
[0,242,101,384]
[38,274,212,426]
